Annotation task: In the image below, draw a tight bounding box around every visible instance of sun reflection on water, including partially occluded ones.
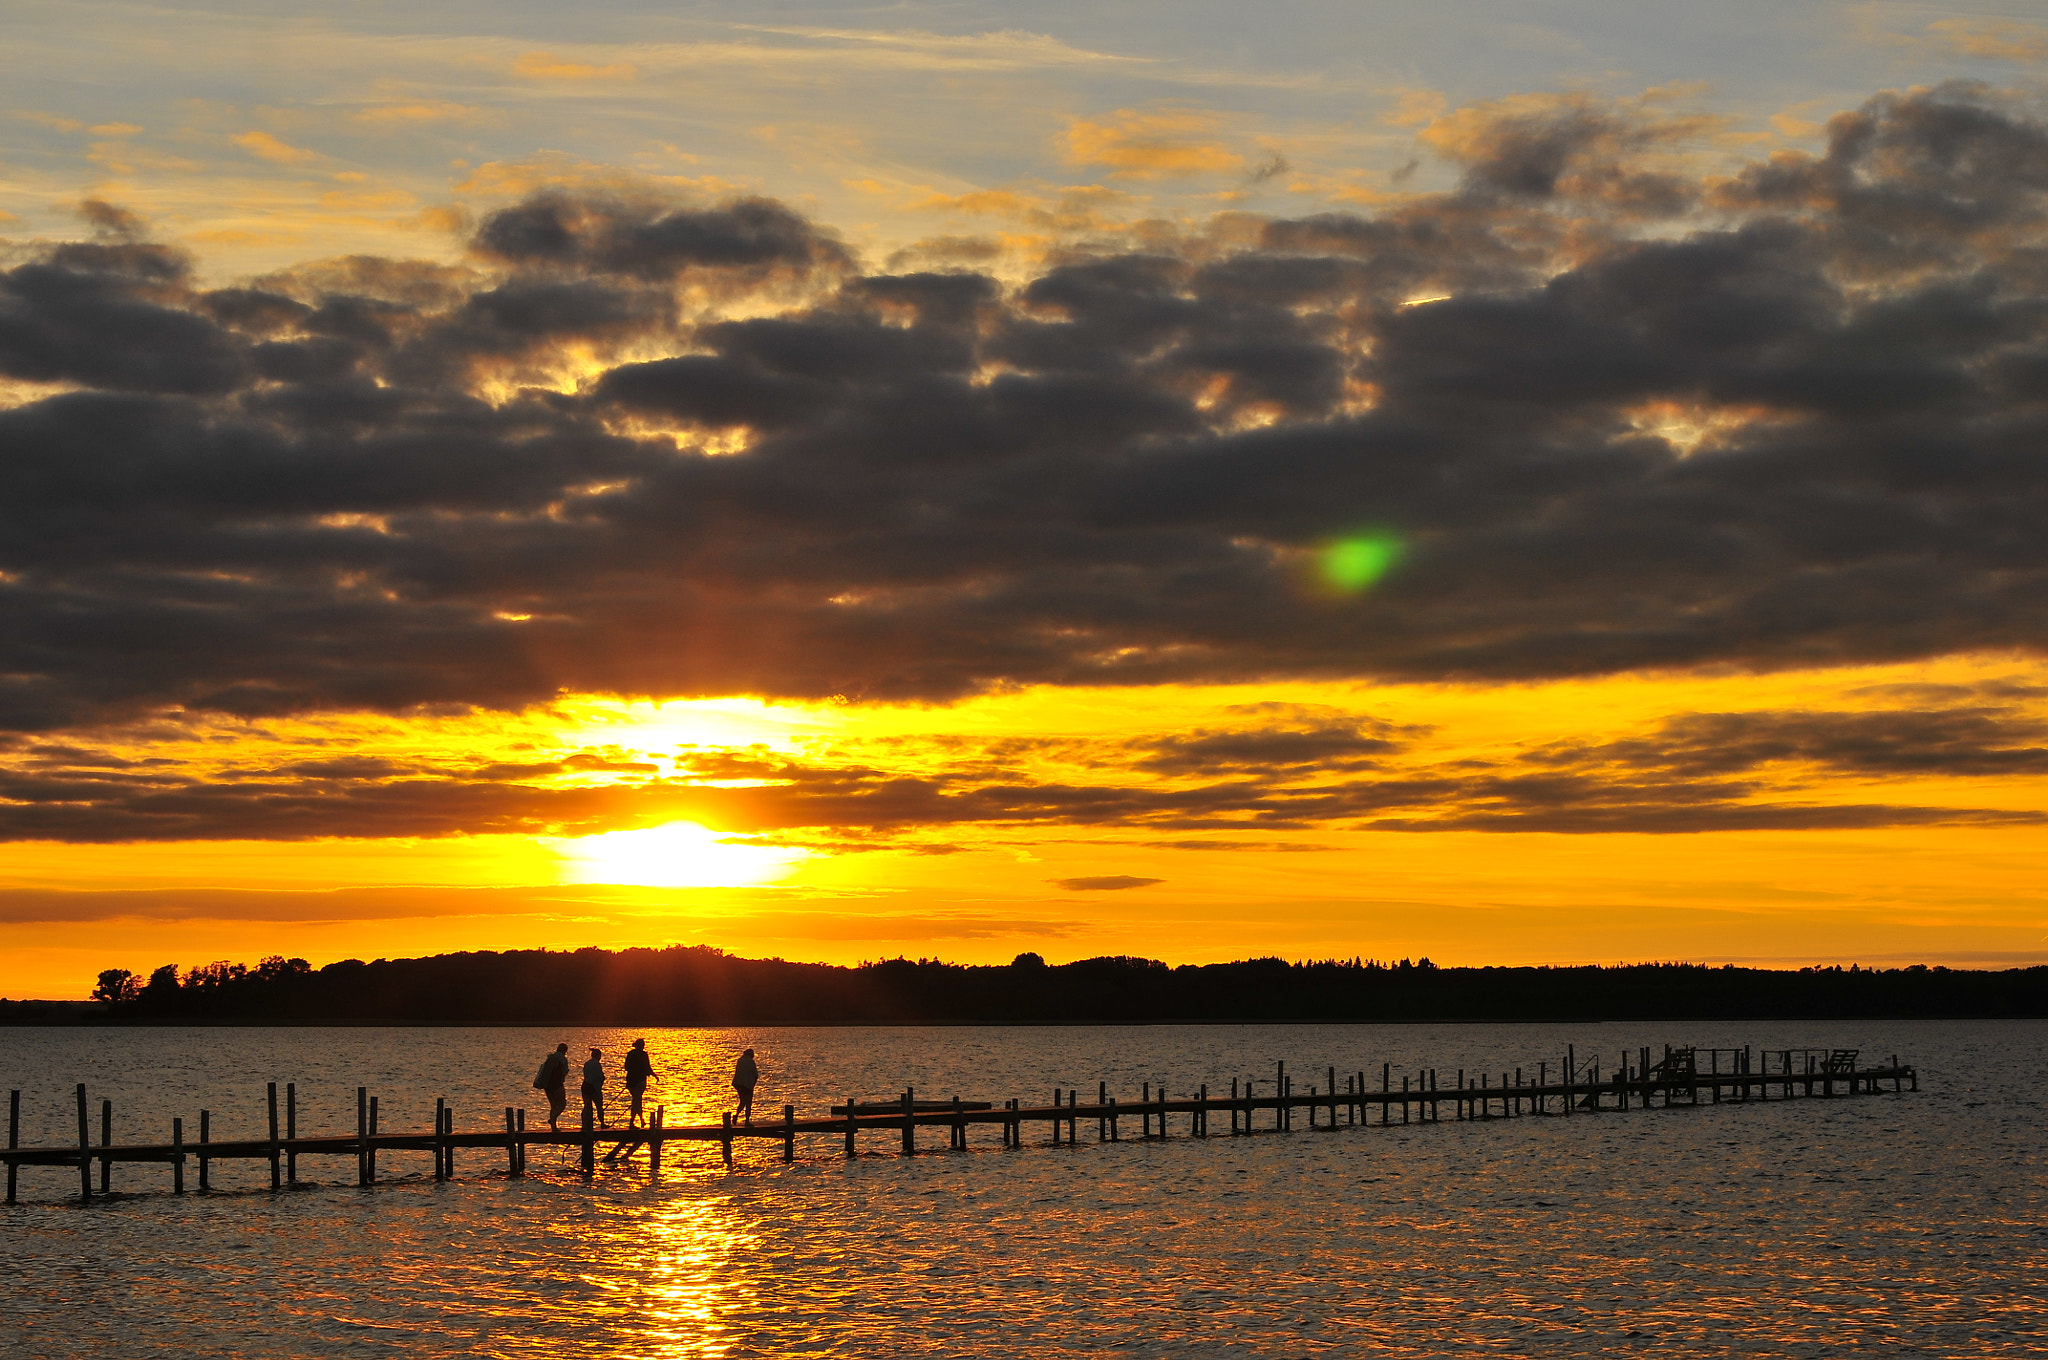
[591,1194,757,1359]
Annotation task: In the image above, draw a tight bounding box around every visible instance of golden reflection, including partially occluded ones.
[608,1194,757,1358]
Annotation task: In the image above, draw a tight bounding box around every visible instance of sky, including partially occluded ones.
[5,2,2048,996]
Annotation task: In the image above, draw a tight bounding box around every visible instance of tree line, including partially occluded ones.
[2,947,2039,1023]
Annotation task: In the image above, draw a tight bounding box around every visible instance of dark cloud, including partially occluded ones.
[0,884,600,924]
[1,85,2047,812]
[1052,876,1164,891]
[1135,706,1410,773]
[1539,707,2048,778]
[3,699,2040,843]
[471,191,850,281]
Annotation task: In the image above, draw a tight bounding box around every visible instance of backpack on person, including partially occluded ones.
[533,1059,553,1090]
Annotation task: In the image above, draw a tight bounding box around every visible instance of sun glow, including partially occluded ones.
[557,822,809,888]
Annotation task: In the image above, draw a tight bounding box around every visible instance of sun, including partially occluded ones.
[556,822,809,888]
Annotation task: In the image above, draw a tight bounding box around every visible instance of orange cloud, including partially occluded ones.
[233,130,321,165]
[512,51,638,82]
[1924,19,2048,62]
[1384,88,1449,128]
[1061,108,1245,178]
[18,111,86,133]
[354,100,488,127]
[404,204,473,234]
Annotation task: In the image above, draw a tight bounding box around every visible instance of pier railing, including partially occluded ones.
[3,1043,1917,1204]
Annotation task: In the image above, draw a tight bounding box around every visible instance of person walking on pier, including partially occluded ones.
[534,1042,570,1131]
[582,1048,609,1128]
[624,1039,656,1127]
[733,1047,760,1125]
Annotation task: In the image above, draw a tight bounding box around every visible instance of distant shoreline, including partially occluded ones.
[14,947,2046,1024]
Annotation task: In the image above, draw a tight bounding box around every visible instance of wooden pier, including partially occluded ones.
[3,1045,1916,1204]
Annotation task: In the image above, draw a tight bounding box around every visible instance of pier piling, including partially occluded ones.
[75,1085,90,1201]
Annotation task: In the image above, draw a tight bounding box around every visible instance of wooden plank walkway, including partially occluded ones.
[3,1044,1917,1204]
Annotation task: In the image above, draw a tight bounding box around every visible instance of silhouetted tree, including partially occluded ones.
[90,969,139,1004]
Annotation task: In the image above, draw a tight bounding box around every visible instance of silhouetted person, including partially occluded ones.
[732,1047,760,1125]
[582,1047,608,1128]
[534,1042,570,1131]
[624,1039,656,1128]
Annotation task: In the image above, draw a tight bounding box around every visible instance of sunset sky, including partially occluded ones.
[6,2,2048,996]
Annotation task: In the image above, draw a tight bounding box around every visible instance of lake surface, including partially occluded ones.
[1,1020,2042,1358]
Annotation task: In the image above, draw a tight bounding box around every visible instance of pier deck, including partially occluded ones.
[3,1045,1917,1204]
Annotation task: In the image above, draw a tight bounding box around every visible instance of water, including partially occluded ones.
[1,1021,2042,1358]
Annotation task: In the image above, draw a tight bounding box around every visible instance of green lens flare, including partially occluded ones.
[1322,534,1402,592]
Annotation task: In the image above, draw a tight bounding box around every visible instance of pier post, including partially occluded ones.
[845,1098,857,1157]
[268,1083,282,1192]
[1098,1082,1108,1142]
[783,1105,796,1162]
[171,1117,184,1194]
[368,1096,380,1184]
[100,1097,112,1193]
[579,1104,594,1178]
[199,1108,212,1192]
[1276,1063,1286,1131]
[1069,1089,1078,1144]
[1198,1084,1208,1137]
[721,1112,734,1166]
[75,1085,91,1201]
[651,1107,664,1177]
[435,1098,447,1182]
[950,1095,964,1151]
[6,1090,16,1205]
[357,1087,368,1186]
[504,1108,518,1177]
[286,1084,297,1185]
[515,1108,526,1174]
[901,1089,915,1155]
[1141,1083,1150,1138]
[1329,1067,1337,1127]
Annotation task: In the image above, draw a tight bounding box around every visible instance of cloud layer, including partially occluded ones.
[6,84,2048,843]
